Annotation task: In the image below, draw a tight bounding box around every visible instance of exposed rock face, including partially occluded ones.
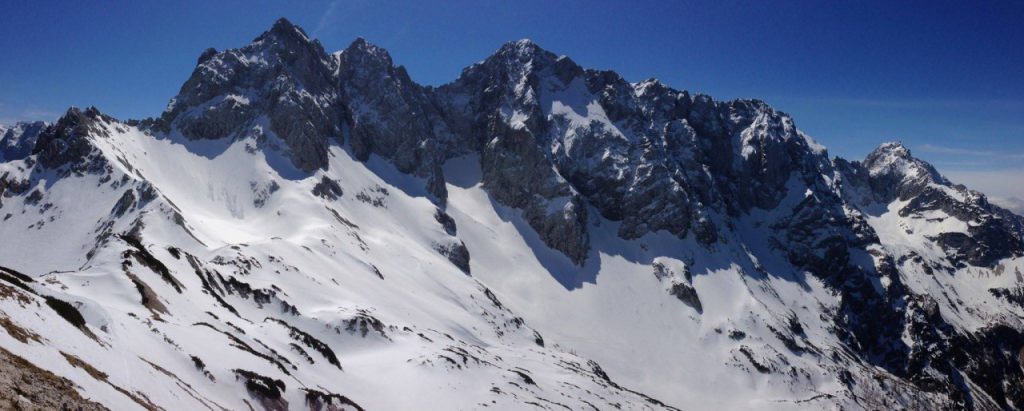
[435,240,471,274]
[157,27,866,267]
[336,38,455,201]
[430,40,1024,408]
[148,20,1024,278]
[434,40,857,265]
[0,346,108,411]
[433,41,592,262]
[161,18,343,172]
[311,176,343,200]
[653,261,702,313]
[32,107,112,175]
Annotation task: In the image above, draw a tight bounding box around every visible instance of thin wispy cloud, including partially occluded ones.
[21,108,60,120]
[918,143,1024,160]
[313,0,341,38]
[0,101,61,124]
[930,160,992,168]
[778,96,1024,111]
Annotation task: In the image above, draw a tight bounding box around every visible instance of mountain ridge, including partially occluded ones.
[1,18,1023,410]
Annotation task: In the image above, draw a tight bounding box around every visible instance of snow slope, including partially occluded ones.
[0,117,684,410]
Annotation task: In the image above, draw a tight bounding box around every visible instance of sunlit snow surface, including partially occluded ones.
[0,120,1021,410]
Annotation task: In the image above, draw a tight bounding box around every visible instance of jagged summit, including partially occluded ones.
[151,19,1016,266]
[486,38,562,70]
[43,106,111,140]
[495,38,548,57]
[873,140,910,155]
[862,139,949,198]
[258,17,312,44]
[338,36,395,70]
[29,106,113,173]
[158,19,341,171]
[508,38,538,48]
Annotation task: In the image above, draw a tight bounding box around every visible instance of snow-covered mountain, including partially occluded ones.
[0,121,47,162]
[1,18,1023,410]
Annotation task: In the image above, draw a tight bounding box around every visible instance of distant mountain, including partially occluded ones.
[1,18,1022,410]
[0,120,47,162]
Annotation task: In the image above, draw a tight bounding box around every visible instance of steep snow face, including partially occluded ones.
[4,110,1019,411]
[0,113,681,410]
[442,155,873,409]
[3,19,1024,411]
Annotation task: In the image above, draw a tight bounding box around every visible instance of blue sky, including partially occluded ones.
[1,0,1022,204]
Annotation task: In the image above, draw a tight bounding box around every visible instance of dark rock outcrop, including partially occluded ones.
[338,38,455,201]
[435,241,471,274]
[311,176,343,200]
[0,346,107,411]
[32,107,111,175]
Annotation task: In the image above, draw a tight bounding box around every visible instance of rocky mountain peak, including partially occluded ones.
[244,18,331,79]
[343,37,389,59]
[159,19,341,172]
[335,35,451,201]
[337,37,396,74]
[460,38,561,84]
[169,18,332,102]
[633,78,669,96]
[864,141,918,171]
[497,39,545,58]
[51,106,109,132]
[196,47,218,65]
[476,38,560,77]
[30,106,111,173]
[242,17,330,77]
[835,139,1024,267]
[873,140,911,157]
[257,17,314,47]
[862,140,947,199]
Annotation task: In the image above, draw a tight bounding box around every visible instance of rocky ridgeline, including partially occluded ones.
[148,19,869,266]
[6,19,1019,273]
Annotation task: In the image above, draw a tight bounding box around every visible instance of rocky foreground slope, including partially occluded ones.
[0,18,1023,410]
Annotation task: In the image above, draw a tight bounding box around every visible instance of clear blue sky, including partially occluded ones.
[1,0,1022,203]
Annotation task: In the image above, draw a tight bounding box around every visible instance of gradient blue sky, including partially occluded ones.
[1,0,1022,204]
